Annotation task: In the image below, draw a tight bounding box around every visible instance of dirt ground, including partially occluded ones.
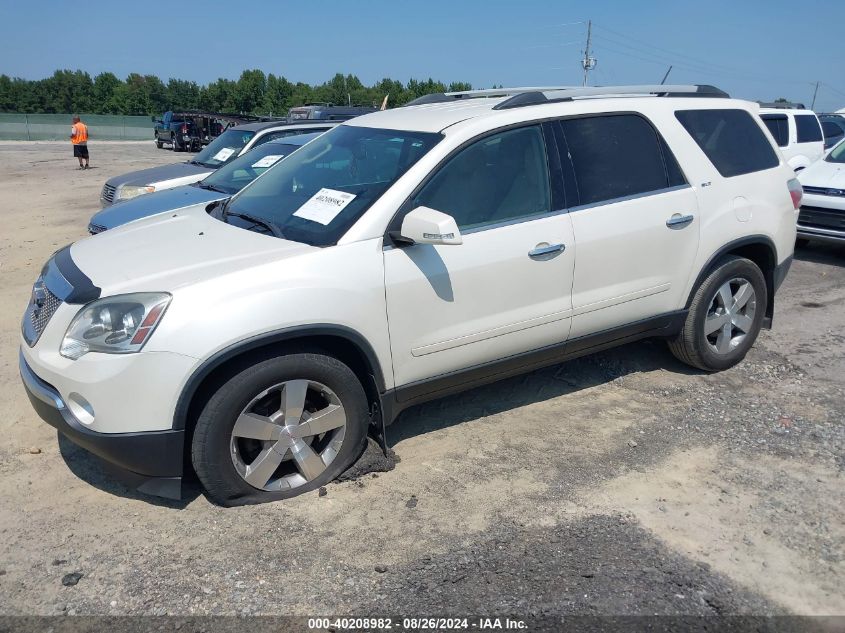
[0,141,842,623]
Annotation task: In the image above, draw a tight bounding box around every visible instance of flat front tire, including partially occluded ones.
[669,256,767,372]
[191,353,369,506]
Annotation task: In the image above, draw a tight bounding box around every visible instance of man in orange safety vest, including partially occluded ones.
[71,115,89,169]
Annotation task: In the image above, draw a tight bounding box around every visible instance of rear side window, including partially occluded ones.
[675,109,779,177]
[559,114,686,206]
[761,114,789,147]
[795,115,823,143]
[822,121,840,137]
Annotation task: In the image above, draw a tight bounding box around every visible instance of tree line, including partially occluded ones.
[0,69,474,116]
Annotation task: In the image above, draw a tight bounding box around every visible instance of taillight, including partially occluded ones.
[787,178,802,210]
[181,124,188,133]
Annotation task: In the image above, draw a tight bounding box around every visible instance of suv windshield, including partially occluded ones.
[221,125,442,246]
[826,140,845,164]
[199,142,304,195]
[191,128,257,168]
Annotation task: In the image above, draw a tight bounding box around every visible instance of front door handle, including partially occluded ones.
[528,243,565,258]
[666,213,694,228]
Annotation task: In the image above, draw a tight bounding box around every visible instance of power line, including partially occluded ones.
[591,23,742,76]
[525,40,582,50]
[593,36,815,87]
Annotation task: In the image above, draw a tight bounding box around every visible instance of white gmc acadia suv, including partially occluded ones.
[20,85,801,506]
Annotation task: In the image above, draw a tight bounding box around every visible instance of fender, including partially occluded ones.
[685,234,778,326]
[172,324,387,431]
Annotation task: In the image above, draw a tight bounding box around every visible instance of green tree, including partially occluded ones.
[92,72,122,114]
[0,70,473,115]
[233,69,266,113]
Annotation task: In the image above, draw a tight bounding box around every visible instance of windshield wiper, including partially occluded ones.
[195,182,228,194]
[223,208,285,238]
[188,159,210,168]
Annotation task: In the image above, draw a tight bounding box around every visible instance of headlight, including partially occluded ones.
[60,293,171,360]
[116,185,155,201]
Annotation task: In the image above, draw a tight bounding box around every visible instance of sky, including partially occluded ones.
[1,0,843,112]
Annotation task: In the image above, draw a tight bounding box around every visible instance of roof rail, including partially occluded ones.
[757,101,806,110]
[404,84,729,109]
[492,84,730,110]
[404,86,578,107]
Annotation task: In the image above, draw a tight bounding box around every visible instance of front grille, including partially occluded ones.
[798,205,845,232]
[101,183,116,204]
[88,223,107,235]
[23,283,62,347]
[802,185,845,197]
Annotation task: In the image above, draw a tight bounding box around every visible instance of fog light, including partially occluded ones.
[67,393,95,426]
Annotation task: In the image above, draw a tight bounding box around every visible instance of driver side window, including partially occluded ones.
[413,125,551,230]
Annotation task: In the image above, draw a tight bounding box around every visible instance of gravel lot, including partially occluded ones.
[0,142,842,624]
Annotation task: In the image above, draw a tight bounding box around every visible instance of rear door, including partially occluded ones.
[552,113,700,339]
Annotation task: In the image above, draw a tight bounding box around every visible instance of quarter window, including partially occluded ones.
[795,114,823,143]
[560,114,685,206]
[675,109,779,177]
[413,126,551,230]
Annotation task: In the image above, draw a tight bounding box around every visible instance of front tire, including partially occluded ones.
[669,256,767,372]
[191,353,369,506]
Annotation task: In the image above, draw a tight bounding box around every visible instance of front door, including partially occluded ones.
[383,124,576,392]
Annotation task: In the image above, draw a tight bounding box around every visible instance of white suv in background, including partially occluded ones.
[759,105,824,171]
[20,85,800,506]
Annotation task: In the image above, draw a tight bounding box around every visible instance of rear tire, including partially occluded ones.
[669,256,767,372]
[172,137,181,152]
[191,353,369,506]
[155,139,163,149]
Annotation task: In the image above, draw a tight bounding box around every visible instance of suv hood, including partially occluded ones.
[70,205,315,294]
[799,159,845,188]
[89,185,226,232]
[105,162,214,189]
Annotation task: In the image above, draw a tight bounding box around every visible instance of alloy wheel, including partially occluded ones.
[229,380,347,491]
[704,277,757,355]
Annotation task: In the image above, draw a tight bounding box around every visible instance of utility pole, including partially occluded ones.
[660,65,673,85]
[581,20,596,86]
[810,81,819,111]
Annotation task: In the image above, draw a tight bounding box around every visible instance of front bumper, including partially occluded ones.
[19,352,184,499]
[798,193,845,243]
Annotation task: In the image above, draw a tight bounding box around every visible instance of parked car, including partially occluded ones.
[88,133,321,234]
[796,138,845,244]
[154,111,196,151]
[819,114,845,150]
[288,103,377,120]
[20,85,799,505]
[100,121,338,207]
[153,111,259,152]
[759,106,824,171]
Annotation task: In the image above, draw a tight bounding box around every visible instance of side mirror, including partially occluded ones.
[396,206,462,246]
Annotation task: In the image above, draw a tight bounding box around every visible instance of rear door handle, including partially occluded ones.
[528,243,565,258]
[666,213,694,228]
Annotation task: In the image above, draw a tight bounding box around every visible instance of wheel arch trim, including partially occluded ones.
[685,235,778,322]
[172,324,387,431]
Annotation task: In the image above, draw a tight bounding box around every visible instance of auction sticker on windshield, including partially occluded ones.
[251,155,284,169]
[212,148,236,162]
[293,188,356,225]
